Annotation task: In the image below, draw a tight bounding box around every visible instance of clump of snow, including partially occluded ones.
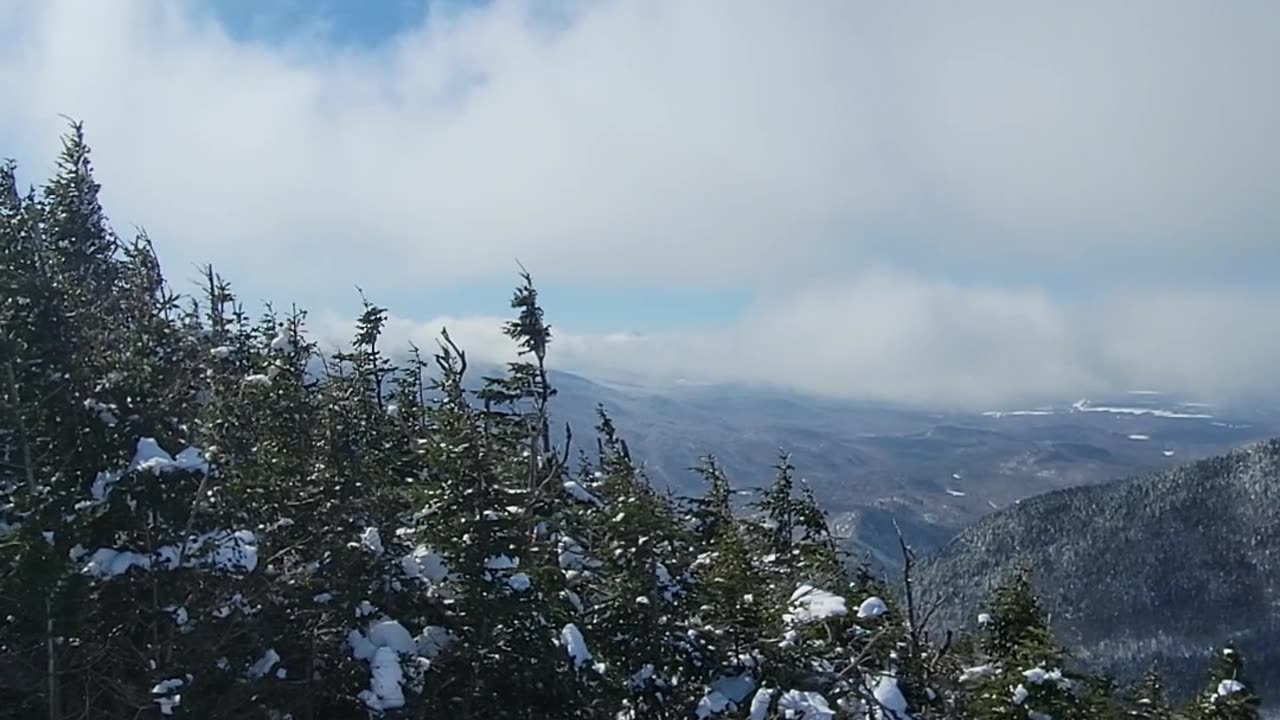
[749,688,776,720]
[776,690,834,719]
[210,345,232,359]
[869,674,914,719]
[977,612,992,625]
[507,572,532,592]
[857,596,888,619]
[696,674,757,718]
[945,488,966,497]
[485,554,519,571]
[959,664,996,683]
[83,398,118,426]
[628,664,657,692]
[360,527,384,556]
[415,625,454,658]
[785,585,847,625]
[1012,684,1029,705]
[82,548,152,577]
[1163,449,1176,457]
[165,605,192,634]
[561,623,592,669]
[1218,679,1246,696]
[247,648,280,678]
[563,480,603,506]
[132,438,209,475]
[75,470,122,512]
[165,529,259,573]
[655,562,680,601]
[83,529,258,579]
[360,647,406,711]
[270,332,295,354]
[696,691,732,718]
[349,620,423,712]
[401,545,450,583]
[243,374,272,387]
[558,536,600,571]
[1128,434,1151,441]
[152,677,188,716]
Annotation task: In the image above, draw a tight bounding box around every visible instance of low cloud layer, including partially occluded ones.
[323,270,1280,409]
[2,1,1277,407]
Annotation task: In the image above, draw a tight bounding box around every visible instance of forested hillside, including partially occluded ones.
[0,125,1264,718]
[919,439,1280,705]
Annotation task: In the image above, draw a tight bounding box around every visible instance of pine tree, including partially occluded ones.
[1127,666,1174,720]
[1195,645,1261,720]
[960,567,1104,720]
[980,567,1059,665]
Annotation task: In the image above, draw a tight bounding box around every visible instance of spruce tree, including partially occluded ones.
[1194,645,1261,720]
[1127,666,1174,720]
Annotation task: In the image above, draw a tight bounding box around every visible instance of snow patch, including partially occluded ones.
[776,689,834,719]
[1218,679,1246,696]
[785,585,848,625]
[82,529,258,579]
[563,480,603,506]
[561,623,592,669]
[1071,399,1211,419]
[857,596,888,619]
[131,438,208,476]
[247,648,280,679]
[401,545,450,583]
[360,527,384,555]
[749,688,776,720]
[869,674,914,719]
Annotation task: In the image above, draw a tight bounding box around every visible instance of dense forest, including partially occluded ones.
[0,125,1264,718]
[920,439,1280,702]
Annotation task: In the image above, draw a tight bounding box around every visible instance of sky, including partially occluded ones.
[1,0,1278,408]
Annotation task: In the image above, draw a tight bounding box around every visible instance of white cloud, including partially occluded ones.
[1,0,1276,296]
[341,270,1280,408]
[2,0,1277,406]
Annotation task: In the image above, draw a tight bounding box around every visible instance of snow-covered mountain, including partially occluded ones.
[918,438,1280,703]
[540,371,1280,568]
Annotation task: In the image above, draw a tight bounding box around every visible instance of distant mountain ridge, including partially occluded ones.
[917,438,1280,701]
[531,368,1280,568]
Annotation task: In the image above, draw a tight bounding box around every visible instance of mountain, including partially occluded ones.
[916,438,1280,701]
[539,368,1280,567]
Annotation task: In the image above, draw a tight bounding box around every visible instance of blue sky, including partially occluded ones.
[1,0,1278,406]
[212,0,429,47]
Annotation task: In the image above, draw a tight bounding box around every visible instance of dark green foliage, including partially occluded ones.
[1128,667,1175,720]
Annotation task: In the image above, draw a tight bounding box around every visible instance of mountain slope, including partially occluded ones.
[539,369,1279,566]
[917,439,1280,700]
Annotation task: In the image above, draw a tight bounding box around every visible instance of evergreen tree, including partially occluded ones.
[961,568,1103,720]
[1194,645,1261,720]
[1127,666,1174,720]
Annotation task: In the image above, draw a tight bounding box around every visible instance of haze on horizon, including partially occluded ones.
[2,0,1277,408]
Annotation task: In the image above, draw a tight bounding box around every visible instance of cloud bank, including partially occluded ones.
[318,270,1280,408]
[2,0,1278,407]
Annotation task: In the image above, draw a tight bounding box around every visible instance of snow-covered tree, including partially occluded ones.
[1195,645,1261,720]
